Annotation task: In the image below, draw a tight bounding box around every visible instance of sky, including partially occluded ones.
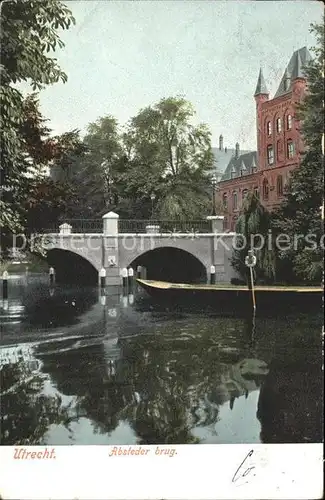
[23,0,323,151]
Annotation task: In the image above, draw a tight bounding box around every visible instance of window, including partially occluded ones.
[277,175,283,197]
[267,121,272,136]
[253,186,259,198]
[276,140,283,161]
[233,191,238,210]
[276,117,282,133]
[287,114,292,130]
[222,193,228,209]
[287,140,295,158]
[267,145,274,165]
[242,189,248,201]
[262,179,269,200]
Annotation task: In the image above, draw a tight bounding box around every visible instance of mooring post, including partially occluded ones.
[210,265,216,285]
[121,268,128,291]
[99,267,106,288]
[245,250,257,312]
[2,270,9,299]
[49,267,55,285]
[128,268,134,289]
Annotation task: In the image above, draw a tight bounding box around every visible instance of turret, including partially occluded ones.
[254,68,269,103]
[254,68,269,168]
[291,51,307,99]
[292,50,304,80]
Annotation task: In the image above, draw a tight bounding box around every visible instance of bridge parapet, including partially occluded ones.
[43,213,226,235]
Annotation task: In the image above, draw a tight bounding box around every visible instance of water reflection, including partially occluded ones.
[1,322,269,445]
[0,274,323,445]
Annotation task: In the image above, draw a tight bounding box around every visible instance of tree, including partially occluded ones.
[65,116,123,217]
[69,98,215,220]
[121,97,214,219]
[0,0,75,256]
[272,18,324,283]
[232,193,276,284]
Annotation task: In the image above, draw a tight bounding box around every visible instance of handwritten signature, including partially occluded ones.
[232,450,256,484]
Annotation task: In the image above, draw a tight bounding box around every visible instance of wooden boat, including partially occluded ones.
[136,279,323,313]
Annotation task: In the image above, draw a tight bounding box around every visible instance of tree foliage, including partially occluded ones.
[63,116,123,217]
[120,97,214,219]
[232,193,276,284]
[68,97,215,219]
[0,0,76,256]
[272,18,324,283]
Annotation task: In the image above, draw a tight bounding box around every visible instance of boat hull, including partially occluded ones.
[136,279,323,314]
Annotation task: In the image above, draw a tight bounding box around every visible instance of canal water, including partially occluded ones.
[0,273,323,445]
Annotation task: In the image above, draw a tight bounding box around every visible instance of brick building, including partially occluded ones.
[216,46,311,231]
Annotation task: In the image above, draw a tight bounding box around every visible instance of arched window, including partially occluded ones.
[287,140,295,158]
[253,186,259,198]
[276,117,282,133]
[267,145,274,165]
[277,175,283,197]
[242,189,248,201]
[267,121,272,136]
[222,193,228,209]
[262,179,269,200]
[233,191,238,210]
[287,114,292,130]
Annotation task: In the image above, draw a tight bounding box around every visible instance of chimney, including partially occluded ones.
[235,142,240,159]
[219,134,224,151]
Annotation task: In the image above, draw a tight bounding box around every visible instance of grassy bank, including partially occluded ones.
[0,253,48,274]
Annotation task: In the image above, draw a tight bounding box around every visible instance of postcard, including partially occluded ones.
[0,1,323,499]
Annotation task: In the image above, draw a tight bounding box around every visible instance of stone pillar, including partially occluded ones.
[102,211,119,236]
[102,212,120,286]
[206,215,224,234]
[59,223,72,235]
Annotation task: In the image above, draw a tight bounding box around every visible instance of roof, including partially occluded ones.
[212,147,251,179]
[220,151,258,182]
[274,46,312,98]
[254,68,269,96]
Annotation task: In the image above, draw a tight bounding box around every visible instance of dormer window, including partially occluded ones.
[287,114,292,130]
[240,161,247,176]
[267,121,272,136]
[276,118,282,133]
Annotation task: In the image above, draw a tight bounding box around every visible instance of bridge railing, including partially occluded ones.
[37,217,220,234]
[118,219,211,234]
[41,219,103,233]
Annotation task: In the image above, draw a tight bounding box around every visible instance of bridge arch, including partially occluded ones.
[47,248,98,285]
[126,247,208,283]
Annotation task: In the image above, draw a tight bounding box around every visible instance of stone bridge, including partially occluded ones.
[33,213,239,285]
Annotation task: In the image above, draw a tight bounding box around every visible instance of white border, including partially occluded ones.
[0,443,323,499]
